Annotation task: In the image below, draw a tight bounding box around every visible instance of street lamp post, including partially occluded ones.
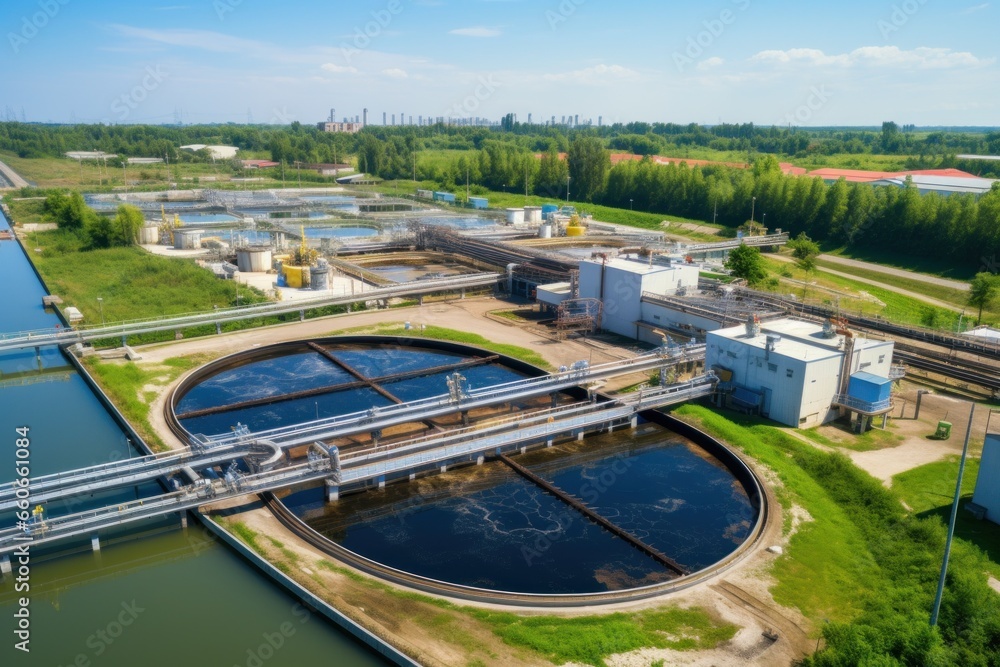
[751,196,756,223]
[630,198,633,211]
[566,175,571,204]
[97,297,104,325]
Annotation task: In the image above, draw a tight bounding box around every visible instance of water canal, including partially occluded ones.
[0,210,386,665]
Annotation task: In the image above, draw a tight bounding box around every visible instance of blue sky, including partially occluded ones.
[1,0,997,126]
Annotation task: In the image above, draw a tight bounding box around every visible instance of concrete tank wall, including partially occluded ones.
[138,226,159,244]
[174,230,203,250]
[236,247,273,273]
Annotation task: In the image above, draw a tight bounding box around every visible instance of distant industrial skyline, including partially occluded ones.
[1,0,998,127]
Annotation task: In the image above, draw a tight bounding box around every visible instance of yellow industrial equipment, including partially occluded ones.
[157,204,183,244]
[565,213,586,237]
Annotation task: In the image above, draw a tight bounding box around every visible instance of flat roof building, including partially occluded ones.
[973,433,1000,525]
[706,318,896,429]
[577,257,699,340]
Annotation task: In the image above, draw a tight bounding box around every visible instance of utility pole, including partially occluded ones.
[930,403,976,627]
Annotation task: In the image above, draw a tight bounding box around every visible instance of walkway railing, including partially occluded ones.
[0,273,501,353]
[0,375,716,556]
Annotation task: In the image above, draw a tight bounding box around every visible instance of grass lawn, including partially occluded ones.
[796,423,905,452]
[673,404,1000,636]
[223,519,736,667]
[892,457,1000,578]
[26,228,269,324]
[811,258,1000,324]
[764,256,961,329]
[83,354,218,451]
[822,244,987,282]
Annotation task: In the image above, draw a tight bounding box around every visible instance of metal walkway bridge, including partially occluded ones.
[0,273,501,354]
[666,233,789,255]
[0,373,716,559]
[0,344,706,515]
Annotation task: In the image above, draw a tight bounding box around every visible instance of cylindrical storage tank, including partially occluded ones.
[524,206,543,223]
[236,247,273,273]
[505,208,525,225]
[565,224,585,237]
[138,225,159,244]
[174,229,203,249]
[541,204,559,218]
[310,259,330,290]
[538,223,552,239]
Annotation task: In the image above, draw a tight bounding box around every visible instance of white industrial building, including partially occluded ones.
[575,257,699,340]
[972,433,1000,525]
[179,144,240,160]
[872,174,998,197]
[706,318,897,428]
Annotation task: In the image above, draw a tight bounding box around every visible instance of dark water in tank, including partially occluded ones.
[176,346,527,436]
[174,343,756,595]
[283,426,755,595]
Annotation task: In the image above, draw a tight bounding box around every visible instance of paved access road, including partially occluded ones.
[818,254,970,291]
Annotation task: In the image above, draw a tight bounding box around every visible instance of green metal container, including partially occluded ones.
[935,421,952,440]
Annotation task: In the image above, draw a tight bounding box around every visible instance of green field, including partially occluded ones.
[810,258,1000,324]
[764,256,963,329]
[26,228,268,324]
[670,404,1000,665]
[892,457,1000,578]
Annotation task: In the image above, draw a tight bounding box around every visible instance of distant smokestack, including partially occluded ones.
[383,112,387,125]
[329,108,335,123]
[363,108,368,126]
[598,115,602,127]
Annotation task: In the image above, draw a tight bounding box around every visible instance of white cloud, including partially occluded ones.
[449,26,502,37]
[543,64,639,84]
[751,46,992,69]
[382,68,409,78]
[697,57,724,71]
[321,63,359,74]
[961,3,990,14]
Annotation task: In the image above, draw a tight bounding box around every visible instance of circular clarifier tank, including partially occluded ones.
[169,337,765,604]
